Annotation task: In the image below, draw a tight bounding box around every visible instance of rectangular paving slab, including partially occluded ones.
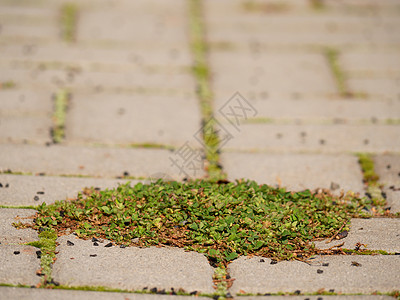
[0,244,41,287]
[221,152,364,194]
[52,235,215,294]
[219,123,400,154]
[228,255,400,295]
[0,144,205,180]
[0,208,37,245]
[0,286,212,300]
[314,218,400,253]
[0,174,134,206]
[65,93,201,147]
[374,154,400,213]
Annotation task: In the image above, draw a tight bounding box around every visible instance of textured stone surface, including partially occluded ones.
[66,93,201,147]
[218,123,400,153]
[0,144,205,180]
[0,174,134,206]
[0,208,37,245]
[229,255,400,295]
[0,245,41,286]
[221,152,364,193]
[314,218,400,253]
[374,154,400,213]
[0,286,212,300]
[53,235,215,294]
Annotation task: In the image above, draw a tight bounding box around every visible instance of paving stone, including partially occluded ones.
[215,95,400,122]
[0,174,135,206]
[0,65,195,96]
[314,218,400,253]
[0,90,52,113]
[0,208,37,245]
[0,116,52,144]
[0,244,41,286]
[340,51,400,76]
[219,123,400,153]
[77,1,188,45]
[0,286,212,300]
[0,144,205,180]
[210,51,336,100]
[374,154,400,213]
[66,93,201,147]
[221,152,364,193]
[228,255,400,295]
[53,235,215,294]
[0,42,192,68]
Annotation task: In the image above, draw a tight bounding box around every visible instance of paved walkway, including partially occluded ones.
[0,0,400,299]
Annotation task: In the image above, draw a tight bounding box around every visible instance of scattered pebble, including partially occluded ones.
[329,289,335,293]
[317,269,323,274]
[351,261,362,267]
[259,258,265,262]
[150,288,157,293]
[36,250,41,259]
[34,196,39,201]
[319,139,326,145]
[387,164,391,169]
[123,171,130,177]
[270,260,277,265]
[330,182,340,190]
[294,290,301,295]
[93,242,99,246]
[104,242,113,247]
[89,254,97,257]
[120,245,127,248]
[322,263,329,267]
[67,240,74,246]
[13,251,20,255]
[37,191,45,195]
[92,237,99,242]
[336,230,348,240]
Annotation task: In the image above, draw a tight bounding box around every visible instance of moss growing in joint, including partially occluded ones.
[61,3,78,42]
[357,153,385,206]
[52,89,69,144]
[324,47,350,98]
[189,0,226,181]
[26,229,57,285]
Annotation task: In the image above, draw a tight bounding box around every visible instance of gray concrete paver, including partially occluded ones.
[314,218,400,253]
[0,286,211,300]
[0,174,134,206]
[221,152,364,194]
[0,245,41,287]
[66,93,201,147]
[219,123,400,153]
[374,154,400,213]
[53,235,215,294]
[0,144,205,180]
[229,255,400,295]
[0,208,37,245]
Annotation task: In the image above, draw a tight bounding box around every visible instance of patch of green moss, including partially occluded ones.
[52,89,69,144]
[61,3,78,42]
[27,229,57,284]
[357,153,385,206]
[324,47,350,97]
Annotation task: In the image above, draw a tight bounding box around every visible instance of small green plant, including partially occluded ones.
[61,3,78,42]
[30,180,370,267]
[52,89,69,144]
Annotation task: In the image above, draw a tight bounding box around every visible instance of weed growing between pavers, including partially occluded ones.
[30,180,371,267]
